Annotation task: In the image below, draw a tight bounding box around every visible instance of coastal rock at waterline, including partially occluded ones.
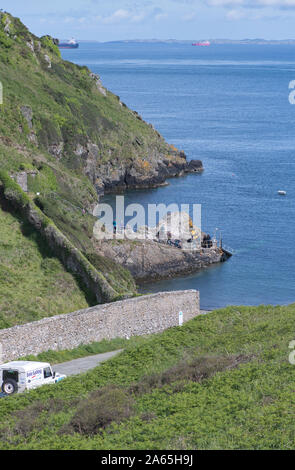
[96,238,226,282]
[185,159,204,173]
[40,129,202,194]
[94,154,203,194]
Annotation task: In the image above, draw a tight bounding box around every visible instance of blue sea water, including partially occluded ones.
[61,42,295,309]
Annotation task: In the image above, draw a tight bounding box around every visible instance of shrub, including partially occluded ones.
[12,399,67,438]
[130,354,253,395]
[65,385,135,435]
[0,30,13,48]
[36,117,62,149]
[40,35,61,57]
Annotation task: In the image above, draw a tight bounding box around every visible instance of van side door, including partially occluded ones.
[26,368,43,389]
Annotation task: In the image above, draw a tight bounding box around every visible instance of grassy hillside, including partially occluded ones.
[0,10,190,315]
[0,11,183,190]
[0,202,91,328]
[1,303,295,450]
[0,11,146,315]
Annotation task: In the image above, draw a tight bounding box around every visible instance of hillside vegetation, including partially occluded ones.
[1,304,295,450]
[0,11,186,195]
[0,11,203,322]
[0,11,167,318]
[0,202,90,328]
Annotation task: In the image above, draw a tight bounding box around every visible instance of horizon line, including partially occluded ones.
[73,38,295,43]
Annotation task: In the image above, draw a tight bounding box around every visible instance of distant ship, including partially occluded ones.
[58,38,79,49]
[192,41,210,46]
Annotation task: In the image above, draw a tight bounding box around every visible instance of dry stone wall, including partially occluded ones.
[0,290,200,362]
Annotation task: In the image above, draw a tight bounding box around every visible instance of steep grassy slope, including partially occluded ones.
[1,304,295,450]
[0,11,193,315]
[0,11,146,314]
[0,202,90,328]
[0,170,137,307]
[0,12,188,195]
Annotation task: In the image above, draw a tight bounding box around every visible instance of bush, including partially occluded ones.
[40,35,61,57]
[0,30,13,48]
[11,399,67,438]
[130,354,253,395]
[65,385,135,435]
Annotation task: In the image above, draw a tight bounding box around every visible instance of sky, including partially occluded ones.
[3,0,295,41]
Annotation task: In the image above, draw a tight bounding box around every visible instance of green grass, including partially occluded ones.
[0,11,139,300]
[33,193,137,296]
[0,204,90,328]
[0,11,178,305]
[1,303,295,449]
[0,12,171,177]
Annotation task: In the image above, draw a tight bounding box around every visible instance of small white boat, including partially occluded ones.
[278,190,286,196]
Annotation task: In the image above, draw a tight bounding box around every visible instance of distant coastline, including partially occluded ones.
[78,39,295,45]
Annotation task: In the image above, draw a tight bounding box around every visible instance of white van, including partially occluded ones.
[0,361,66,395]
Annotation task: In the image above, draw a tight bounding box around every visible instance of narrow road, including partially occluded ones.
[53,350,123,377]
[53,314,210,377]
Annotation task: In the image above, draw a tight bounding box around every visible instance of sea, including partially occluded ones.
[61,42,295,310]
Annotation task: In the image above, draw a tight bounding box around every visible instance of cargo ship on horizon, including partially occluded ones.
[192,40,210,46]
[58,38,79,49]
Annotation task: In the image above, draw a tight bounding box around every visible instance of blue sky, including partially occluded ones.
[3,0,295,40]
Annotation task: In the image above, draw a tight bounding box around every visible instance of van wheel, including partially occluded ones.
[2,379,18,395]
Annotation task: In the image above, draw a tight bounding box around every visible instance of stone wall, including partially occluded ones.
[0,290,200,362]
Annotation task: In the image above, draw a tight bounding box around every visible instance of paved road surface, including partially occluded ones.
[53,350,123,377]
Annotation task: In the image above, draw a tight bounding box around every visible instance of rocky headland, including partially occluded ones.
[95,156,203,196]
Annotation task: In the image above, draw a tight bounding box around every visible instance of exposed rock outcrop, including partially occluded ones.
[89,72,107,96]
[20,105,38,143]
[90,150,203,196]
[185,159,203,173]
[96,237,229,282]
[21,105,33,129]
[44,54,52,69]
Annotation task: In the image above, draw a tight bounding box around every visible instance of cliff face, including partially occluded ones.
[0,12,202,197]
